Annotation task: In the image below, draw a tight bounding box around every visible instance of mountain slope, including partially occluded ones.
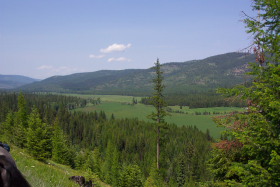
[0,75,38,89]
[19,52,255,95]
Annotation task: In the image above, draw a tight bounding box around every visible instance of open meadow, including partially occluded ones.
[67,94,244,139]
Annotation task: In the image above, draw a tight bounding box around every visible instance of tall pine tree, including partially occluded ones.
[149,58,168,169]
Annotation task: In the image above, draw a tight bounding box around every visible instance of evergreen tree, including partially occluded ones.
[119,164,143,187]
[74,151,87,170]
[149,58,168,169]
[209,0,280,186]
[83,150,95,172]
[2,112,15,143]
[26,107,52,161]
[52,117,72,165]
[144,162,163,187]
[111,148,121,186]
[14,92,28,148]
[176,154,186,187]
[92,147,102,177]
[103,141,114,184]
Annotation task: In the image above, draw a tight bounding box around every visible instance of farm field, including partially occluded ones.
[68,94,244,139]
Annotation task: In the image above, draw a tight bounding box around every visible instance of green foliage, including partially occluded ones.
[27,107,52,161]
[92,148,102,177]
[11,146,108,187]
[119,164,143,187]
[149,59,169,170]
[111,148,121,186]
[149,59,168,123]
[209,0,280,186]
[1,112,15,143]
[144,162,163,187]
[13,93,28,148]
[103,141,114,184]
[52,118,73,166]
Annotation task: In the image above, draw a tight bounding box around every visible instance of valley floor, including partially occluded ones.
[68,94,244,139]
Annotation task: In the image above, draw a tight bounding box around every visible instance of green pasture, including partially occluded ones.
[65,93,142,103]
[65,94,244,139]
[75,103,220,139]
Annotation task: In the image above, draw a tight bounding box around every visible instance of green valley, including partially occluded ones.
[69,94,243,139]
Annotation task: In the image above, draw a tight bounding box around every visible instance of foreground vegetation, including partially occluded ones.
[11,146,109,187]
[0,92,212,186]
[209,0,280,186]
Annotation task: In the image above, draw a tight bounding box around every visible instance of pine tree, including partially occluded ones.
[14,92,28,148]
[103,141,114,184]
[176,155,186,187]
[149,58,168,169]
[26,107,52,161]
[144,162,163,187]
[119,164,143,187]
[2,112,15,143]
[83,150,94,172]
[52,117,72,165]
[111,148,120,186]
[92,147,102,177]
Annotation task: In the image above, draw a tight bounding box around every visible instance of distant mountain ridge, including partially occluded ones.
[19,52,255,95]
[0,75,38,89]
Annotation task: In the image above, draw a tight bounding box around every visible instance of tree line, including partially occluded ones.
[141,92,246,109]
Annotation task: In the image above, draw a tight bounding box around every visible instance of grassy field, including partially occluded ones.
[76,101,224,139]
[65,93,142,103]
[11,146,110,187]
[67,94,245,139]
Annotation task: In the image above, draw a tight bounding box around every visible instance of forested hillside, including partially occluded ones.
[19,52,255,96]
[0,92,212,186]
[0,75,38,89]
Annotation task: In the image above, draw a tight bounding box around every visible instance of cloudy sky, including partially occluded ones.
[0,0,255,79]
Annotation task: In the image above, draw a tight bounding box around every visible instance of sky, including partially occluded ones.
[0,0,256,79]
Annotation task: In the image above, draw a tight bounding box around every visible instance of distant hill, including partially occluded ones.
[0,75,38,89]
[19,52,255,95]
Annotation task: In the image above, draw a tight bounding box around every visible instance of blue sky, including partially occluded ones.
[0,0,255,79]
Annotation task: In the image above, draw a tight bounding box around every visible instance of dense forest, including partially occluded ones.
[0,92,212,186]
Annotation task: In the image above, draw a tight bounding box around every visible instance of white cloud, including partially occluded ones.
[37,65,53,70]
[108,57,131,62]
[89,54,105,59]
[100,43,131,53]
